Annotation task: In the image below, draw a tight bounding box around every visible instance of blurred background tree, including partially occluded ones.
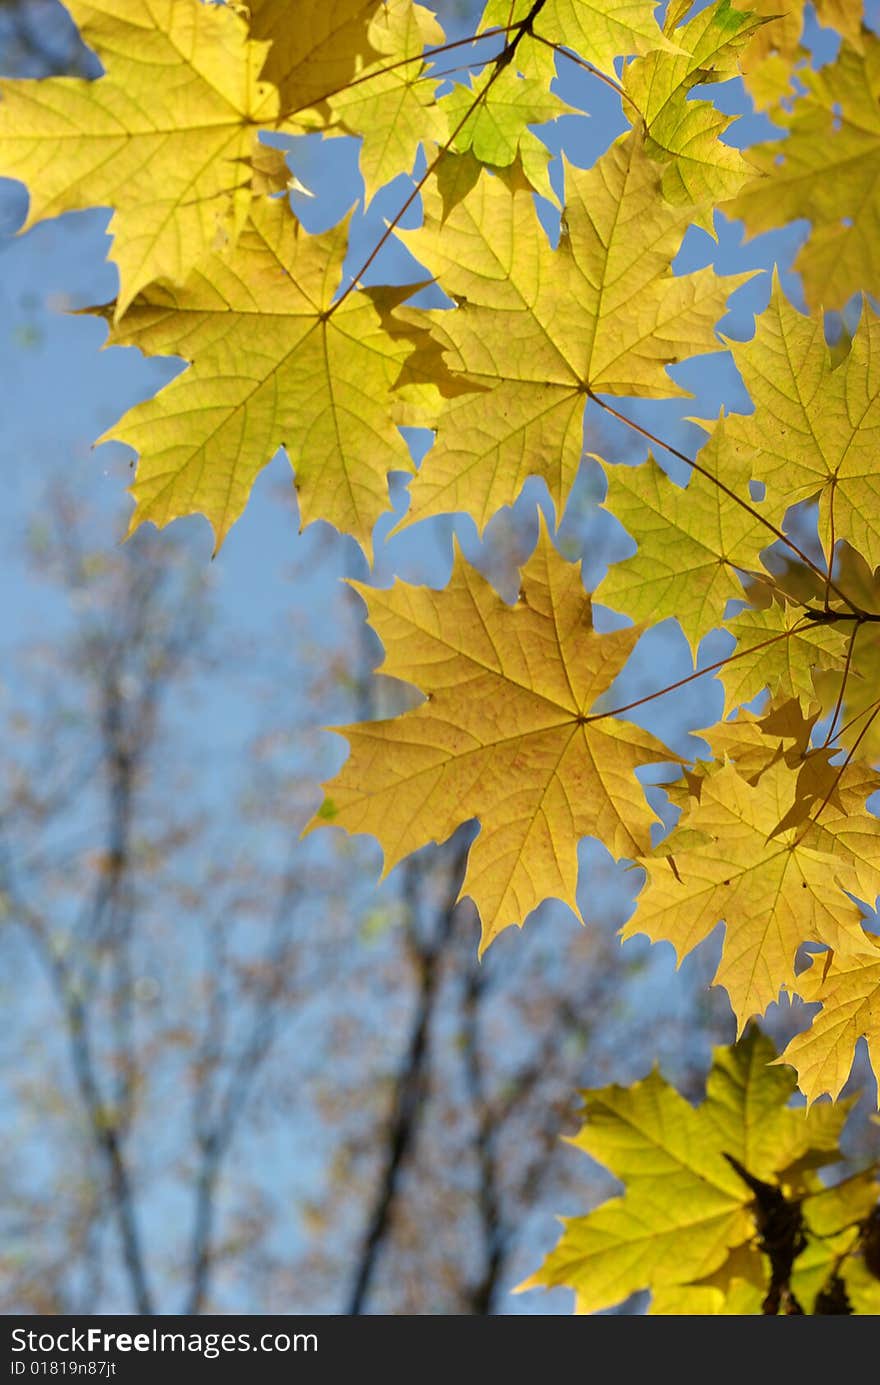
[0,479,733,1315]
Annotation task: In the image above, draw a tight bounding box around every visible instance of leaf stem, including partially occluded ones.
[585,618,813,723]
[330,0,549,312]
[797,698,880,840]
[531,32,636,111]
[821,621,860,750]
[283,26,515,116]
[587,391,859,613]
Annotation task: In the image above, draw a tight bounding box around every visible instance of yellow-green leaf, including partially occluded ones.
[719,280,880,567]
[395,132,749,533]
[624,759,879,1025]
[480,0,677,81]
[323,0,449,202]
[595,430,766,653]
[623,0,766,223]
[730,35,880,310]
[522,1027,848,1314]
[102,199,429,556]
[0,0,279,313]
[442,60,565,204]
[722,599,847,715]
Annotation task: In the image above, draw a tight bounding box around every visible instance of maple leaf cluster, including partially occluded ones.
[4,0,880,1312]
[529,1028,880,1314]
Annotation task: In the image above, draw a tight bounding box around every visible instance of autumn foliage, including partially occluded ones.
[3,0,880,1313]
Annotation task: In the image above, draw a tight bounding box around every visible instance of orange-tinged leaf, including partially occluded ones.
[732,0,864,110]
[101,200,429,556]
[0,0,279,314]
[624,759,880,1026]
[311,520,677,950]
[395,132,749,532]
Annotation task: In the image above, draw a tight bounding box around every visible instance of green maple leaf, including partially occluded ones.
[623,0,768,225]
[521,1028,857,1314]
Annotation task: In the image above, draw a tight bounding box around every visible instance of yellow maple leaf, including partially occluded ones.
[479,0,677,81]
[732,0,864,110]
[717,280,880,567]
[721,599,847,716]
[781,942,880,1102]
[101,199,432,556]
[595,428,767,653]
[625,759,880,1026]
[520,1027,849,1314]
[0,0,279,314]
[656,1219,879,1314]
[312,520,677,950]
[395,132,749,533]
[676,699,880,835]
[730,34,880,311]
[650,1276,763,1314]
[441,59,566,205]
[623,0,767,224]
[843,1257,880,1314]
[316,0,448,203]
[246,0,380,115]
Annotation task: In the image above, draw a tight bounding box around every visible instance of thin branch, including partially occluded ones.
[588,392,858,612]
[331,0,549,311]
[585,616,813,724]
[824,477,837,613]
[820,621,860,750]
[531,31,634,109]
[797,699,880,841]
[283,26,514,116]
